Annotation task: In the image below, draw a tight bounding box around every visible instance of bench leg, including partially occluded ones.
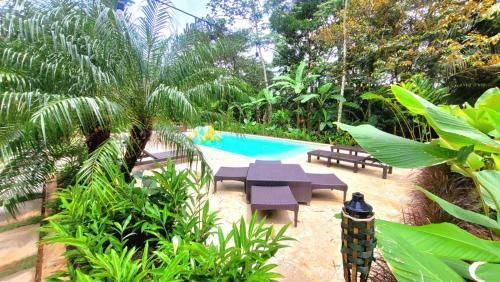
[214,180,217,193]
[382,167,388,179]
[362,163,365,168]
[317,156,319,160]
[308,154,311,162]
[327,158,331,167]
[353,162,359,173]
[336,159,339,164]
[389,166,393,174]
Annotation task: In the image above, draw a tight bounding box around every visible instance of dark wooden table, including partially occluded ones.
[245,163,312,204]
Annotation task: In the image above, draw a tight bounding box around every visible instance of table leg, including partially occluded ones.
[294,208,298,227]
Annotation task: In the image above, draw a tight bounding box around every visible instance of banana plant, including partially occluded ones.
[271,61,318,126]
[294,82,346,131]
[258,88,279,124]
[337,86,500,281]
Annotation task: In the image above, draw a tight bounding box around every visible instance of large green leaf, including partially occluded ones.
[376,222,464,282]
[392,85,500,153]
[336,123,457,168]
[377,219,500,262]
[294,61,307,85]
[391,85,435,115]
[416,186,500,230]
[295,93,318,103]
[442,258,500,282]
[427,106,500,153]
[475,87,500,111]
[360,92,387,101]
[318,83,332,95]
[475,170,500,212]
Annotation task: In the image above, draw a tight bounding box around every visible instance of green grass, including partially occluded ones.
[0,255,37,279]
[0,215,43,233]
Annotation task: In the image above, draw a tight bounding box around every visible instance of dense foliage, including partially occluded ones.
[44,160,290,280]
[1,0,499,281]
[207,0,498,144]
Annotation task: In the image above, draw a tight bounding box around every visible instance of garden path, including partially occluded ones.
[0,199,41,282]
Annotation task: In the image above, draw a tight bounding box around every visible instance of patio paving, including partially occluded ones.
[189,140,415,282]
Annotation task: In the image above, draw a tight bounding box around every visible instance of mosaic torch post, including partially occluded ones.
[341,192,376,282]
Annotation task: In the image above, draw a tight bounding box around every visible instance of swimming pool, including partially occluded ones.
[193,133,313,160]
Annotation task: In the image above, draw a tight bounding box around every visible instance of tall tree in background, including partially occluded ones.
[336,0,348,126]
[314,0,499,103]
[207,0,270,88]
[267,0,325,70]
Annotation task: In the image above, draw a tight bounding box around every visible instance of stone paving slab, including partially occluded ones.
[0,224,39,269]
[0,268,36,282]
[0,199,42,227]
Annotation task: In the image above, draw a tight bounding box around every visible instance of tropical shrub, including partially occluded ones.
[338,86,500,281]
[362,74,449,142]
[216,119,355,145]
[43,159,291,281]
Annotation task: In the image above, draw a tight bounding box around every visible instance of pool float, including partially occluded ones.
[190,125,222,144]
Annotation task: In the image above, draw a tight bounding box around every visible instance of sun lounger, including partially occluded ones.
[306,173,348,202]
[330,144,366,156]
[254,160,281,164]
[213,167,249,193]
[363,157,393,179]
[307,150,392,179]
[307,150,367,172]
[136,150,186,166]
[251,185,299,227]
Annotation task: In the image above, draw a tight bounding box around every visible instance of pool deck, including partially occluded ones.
[145,136,416,282]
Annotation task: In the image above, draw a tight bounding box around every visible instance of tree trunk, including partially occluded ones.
[85,125,110,154]
[267,103,272,124]
[337,0,349,130]
[123,125,152,178]
[296,103,301,128]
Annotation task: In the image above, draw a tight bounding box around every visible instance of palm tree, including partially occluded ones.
[0,0,242,212]
[0,0,122,213]
[107,0,243,171]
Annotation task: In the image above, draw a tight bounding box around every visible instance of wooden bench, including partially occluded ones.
[307,150,393,179]
[251,186,299,227]
[363,157,393,179]
[330,144,367,156]
[307,150,367,172]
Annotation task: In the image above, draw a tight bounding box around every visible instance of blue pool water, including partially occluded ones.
[193,133,313,160]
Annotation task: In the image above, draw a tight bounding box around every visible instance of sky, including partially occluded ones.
[128,0,273,62]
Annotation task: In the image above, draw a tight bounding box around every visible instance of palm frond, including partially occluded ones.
[147,84,196,120]
[30,96,123,142]
[0,149,52,215]
[76,138,124,185]
[153,124,209,175]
